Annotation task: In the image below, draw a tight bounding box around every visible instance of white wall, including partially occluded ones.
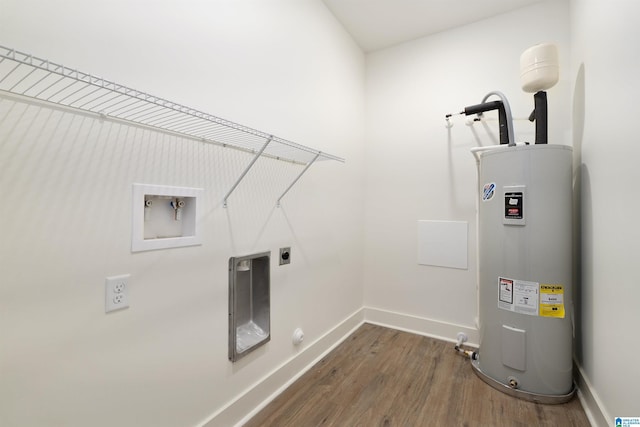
[363,1,571,335]
[0,1,365,426]
[570,0,640,422]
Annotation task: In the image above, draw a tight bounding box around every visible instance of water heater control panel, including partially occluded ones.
[503,185,526,226]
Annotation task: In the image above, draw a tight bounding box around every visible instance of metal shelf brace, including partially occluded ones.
[277,151,321,207]
[223,136,272,208]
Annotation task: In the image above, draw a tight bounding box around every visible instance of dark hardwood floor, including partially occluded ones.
[244,323,590,427]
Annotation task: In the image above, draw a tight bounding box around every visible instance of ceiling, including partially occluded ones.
[322,0,544,52]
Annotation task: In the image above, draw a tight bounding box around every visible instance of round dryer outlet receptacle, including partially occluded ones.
[279,247,291,265]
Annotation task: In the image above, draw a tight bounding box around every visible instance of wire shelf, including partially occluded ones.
[0,45,344,165]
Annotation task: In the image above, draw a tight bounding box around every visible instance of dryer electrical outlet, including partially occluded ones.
[279,247,291,265]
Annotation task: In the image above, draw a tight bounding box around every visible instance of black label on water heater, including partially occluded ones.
[505,192,523,219]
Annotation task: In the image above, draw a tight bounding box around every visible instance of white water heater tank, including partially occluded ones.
[472,144,574,402]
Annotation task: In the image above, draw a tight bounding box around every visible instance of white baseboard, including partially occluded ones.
[363,306,479,347]
[199,308,365,427]
[574,362,609,427]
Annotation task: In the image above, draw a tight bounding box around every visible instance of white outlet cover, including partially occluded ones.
[105,274,130,313]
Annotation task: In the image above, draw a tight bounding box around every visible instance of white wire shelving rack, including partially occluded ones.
[0,45,344,207]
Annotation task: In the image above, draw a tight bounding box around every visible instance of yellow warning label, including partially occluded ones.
[540,284,565,318]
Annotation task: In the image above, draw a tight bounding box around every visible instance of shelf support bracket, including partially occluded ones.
[277,151,321,207]
[223,136,273,208]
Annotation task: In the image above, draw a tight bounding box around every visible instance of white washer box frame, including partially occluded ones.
[132,183,204,252]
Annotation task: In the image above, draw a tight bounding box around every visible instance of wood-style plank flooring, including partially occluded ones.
[244,323,590,427]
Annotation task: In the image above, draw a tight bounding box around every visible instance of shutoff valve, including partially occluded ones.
[171,198,185,221]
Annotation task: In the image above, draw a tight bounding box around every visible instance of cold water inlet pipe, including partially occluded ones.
[454,343,478,360]
[453,332,478,360]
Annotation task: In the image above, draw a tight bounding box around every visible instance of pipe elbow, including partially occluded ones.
[481,91,515,146]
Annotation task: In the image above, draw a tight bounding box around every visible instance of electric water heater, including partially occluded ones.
[472,144,574,402]
[449,43,574,402]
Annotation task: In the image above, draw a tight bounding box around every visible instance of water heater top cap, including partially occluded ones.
[520,42,559,93]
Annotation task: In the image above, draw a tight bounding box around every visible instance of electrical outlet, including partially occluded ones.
[113,293,125,304]
[105,274,130,313]
[279,247,291,265]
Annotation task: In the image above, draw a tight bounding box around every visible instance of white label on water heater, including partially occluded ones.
[498,277,539,316]
[503,185,526,226]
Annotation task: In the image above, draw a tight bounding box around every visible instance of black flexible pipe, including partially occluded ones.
[462,100,510,145]
[531,91,548,144]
